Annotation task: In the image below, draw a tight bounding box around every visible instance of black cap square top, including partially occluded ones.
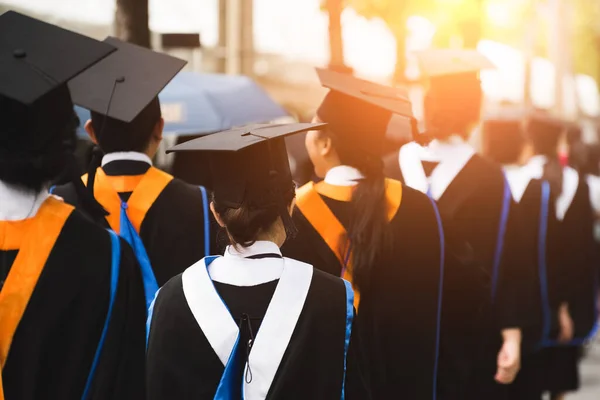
[0,11,116,105]
[68,37,187,123]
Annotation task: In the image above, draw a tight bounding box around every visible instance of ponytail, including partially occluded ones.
[336,141,392,293]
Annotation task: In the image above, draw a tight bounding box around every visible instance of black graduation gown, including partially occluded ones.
[505,179,563,400]
[146,254,357,399]
[54,159,220,286]
[283,184,458,400]
[537,173,599,394]
[384,147,532,399]
[1,204,146,400]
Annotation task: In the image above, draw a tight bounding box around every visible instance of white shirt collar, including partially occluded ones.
[101,151,153,167]
[399,139,475,199]
[0,180,50,221]
[208,241,284,286]
[224,240,282,258]
[324,165,365,187]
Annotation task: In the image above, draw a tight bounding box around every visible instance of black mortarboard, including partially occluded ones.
[167,123,327,237]
[315,68,416,155]
[68,37,187,123]
[0,11,116,154]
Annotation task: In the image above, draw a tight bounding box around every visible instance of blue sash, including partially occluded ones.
[340,280,354,400]
[491,177,511,302]
[428,197,445,400]
[81,230,121,400]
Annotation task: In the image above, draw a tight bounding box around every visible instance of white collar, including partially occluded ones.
[209,241,284,286]
[399,139,475,200]
[519,156,579,220]
[324,165,365,187]
[183,256,313,397]
[224,240,282,258]
[0,180,50,221]
[101,151,153,167]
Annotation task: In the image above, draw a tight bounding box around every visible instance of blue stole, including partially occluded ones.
[81,230,121,400]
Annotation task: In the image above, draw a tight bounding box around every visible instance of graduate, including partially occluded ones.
[280,68,463,399]
[383,49,528,399]
[146,123,360,399]
[53,38,217,307]
[482,115,561,400]
[0,12,146,400]
[516,114,599,400]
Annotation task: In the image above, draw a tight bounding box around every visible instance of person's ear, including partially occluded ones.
[153,117,165,141]
[319,132,334,157]
[84,119,98,144]
[210,202,226,228]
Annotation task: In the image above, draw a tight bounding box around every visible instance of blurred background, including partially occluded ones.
[2,0,600,397]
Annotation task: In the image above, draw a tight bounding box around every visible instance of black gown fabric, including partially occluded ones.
[384,151,533,399]
[1,209,147,400]
[54,159,219,286]
[146,262,356,400]
[506,179,562,400]
[539,176,599,395]
[282,184,461,399]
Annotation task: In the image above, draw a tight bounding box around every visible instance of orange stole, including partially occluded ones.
[295,179,402,308]
[0,197,74,400]
[82,167,173,233]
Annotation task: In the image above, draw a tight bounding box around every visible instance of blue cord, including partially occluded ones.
[428,197,445,400]
[199,186,210,257]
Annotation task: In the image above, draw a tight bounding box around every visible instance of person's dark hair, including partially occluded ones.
[482,120,524,165]
[424,73,483,141]
[91,96,161,153]
[0,112,79,192]
[212,183,296,248]
[330,131,392,293]
[528,117,564,194]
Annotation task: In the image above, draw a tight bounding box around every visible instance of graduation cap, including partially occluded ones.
[167,122,327,237]
[0,11,116,154]
[415,49,495,78]
[68,36,187,143]
[315,68,416,155]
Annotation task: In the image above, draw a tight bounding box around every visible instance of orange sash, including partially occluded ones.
[0,197,74,400]
[83,167,173,233]
[295,179,402,308]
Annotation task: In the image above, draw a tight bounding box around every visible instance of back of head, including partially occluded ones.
[0,84,77,192]
[481,119,524,165]
[424,73,483,141]
[527,113,565,193]
[91,96,161,153]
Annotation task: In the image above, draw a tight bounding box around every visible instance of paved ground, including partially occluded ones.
[567,337,600,400]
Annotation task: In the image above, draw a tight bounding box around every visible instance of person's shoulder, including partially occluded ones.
[50,182,79,206]
[157,178,208,216]
[394,183,437,221]
[61,208,111,248]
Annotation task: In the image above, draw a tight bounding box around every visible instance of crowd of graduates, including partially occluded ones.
[1,10,599,400]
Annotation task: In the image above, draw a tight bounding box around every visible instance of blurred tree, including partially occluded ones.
[114,0,151,48]
[346,0,421,83]
[322,0,353,73]
[571,0,600,86]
